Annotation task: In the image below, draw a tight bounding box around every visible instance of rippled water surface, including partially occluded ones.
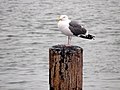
[0,0,120,90]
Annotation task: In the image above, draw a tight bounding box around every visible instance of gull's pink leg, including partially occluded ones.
[67,36,72,45]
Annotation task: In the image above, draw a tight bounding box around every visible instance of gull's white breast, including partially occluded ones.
[58,20,73,36]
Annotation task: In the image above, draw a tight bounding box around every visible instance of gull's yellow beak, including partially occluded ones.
[58,16,62,21]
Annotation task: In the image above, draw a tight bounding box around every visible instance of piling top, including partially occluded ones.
[51,44,82,49]
[50,44,83,54]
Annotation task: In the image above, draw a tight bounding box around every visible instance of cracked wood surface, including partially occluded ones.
[49,45,83,90]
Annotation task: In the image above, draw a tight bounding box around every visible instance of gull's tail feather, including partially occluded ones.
[79,34,95,40]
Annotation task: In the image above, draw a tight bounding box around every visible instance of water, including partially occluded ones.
[0,0,120,90]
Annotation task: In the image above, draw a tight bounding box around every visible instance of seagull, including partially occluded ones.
[57,15,95,45]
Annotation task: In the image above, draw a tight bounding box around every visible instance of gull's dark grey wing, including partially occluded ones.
[69,21,87,36]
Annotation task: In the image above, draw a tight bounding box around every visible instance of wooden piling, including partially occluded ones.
[49,45,83,90]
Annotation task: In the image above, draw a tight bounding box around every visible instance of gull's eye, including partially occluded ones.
[63,16,65,18]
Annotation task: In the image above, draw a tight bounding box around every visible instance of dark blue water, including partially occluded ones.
[0,0,120,90]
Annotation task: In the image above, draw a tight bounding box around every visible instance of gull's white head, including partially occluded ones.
[58,15,69,21]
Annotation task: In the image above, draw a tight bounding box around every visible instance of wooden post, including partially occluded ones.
[49,45,83,90]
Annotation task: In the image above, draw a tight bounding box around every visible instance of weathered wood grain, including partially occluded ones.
[49,45,83,90]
